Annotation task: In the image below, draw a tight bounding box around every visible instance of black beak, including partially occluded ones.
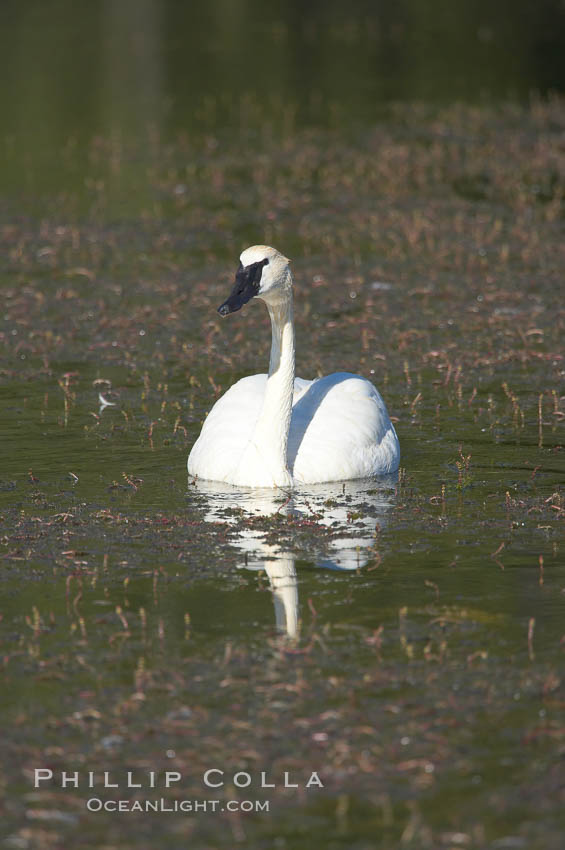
[218,258,269,317]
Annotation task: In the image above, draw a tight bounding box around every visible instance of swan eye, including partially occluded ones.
[235,258,268,294]
[243,257,269,290]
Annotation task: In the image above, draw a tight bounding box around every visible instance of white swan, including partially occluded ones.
[187,245,400,488]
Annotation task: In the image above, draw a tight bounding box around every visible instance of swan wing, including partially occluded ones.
[289,373,399,483]
[187,375,267,481]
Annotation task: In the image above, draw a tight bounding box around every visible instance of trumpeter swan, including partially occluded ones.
[187,245,400,488]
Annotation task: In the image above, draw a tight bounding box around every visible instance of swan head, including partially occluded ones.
[218,245,291,316]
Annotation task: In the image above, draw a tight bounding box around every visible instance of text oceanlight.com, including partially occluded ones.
[86,798,270,813]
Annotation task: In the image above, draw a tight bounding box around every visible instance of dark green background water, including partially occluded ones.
[2,0,565,148]
[1,2,564,849]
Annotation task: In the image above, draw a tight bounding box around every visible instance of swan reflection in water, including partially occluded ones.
[190,476,397,638]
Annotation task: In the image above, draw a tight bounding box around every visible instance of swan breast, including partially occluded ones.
[187,374,312,484]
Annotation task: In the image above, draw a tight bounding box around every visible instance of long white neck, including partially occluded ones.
[252,292,295,485]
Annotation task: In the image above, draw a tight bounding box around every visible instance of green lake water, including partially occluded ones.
[1,2,564,848]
